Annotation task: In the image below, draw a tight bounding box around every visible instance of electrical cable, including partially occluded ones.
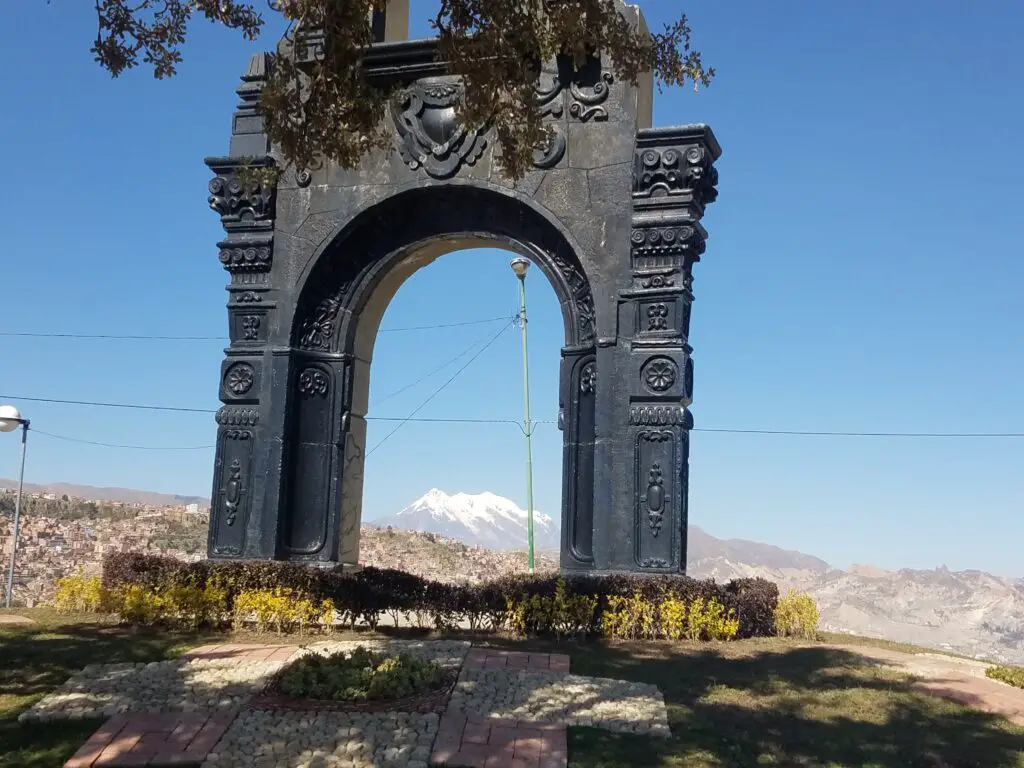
[366,321,516,457]
[0,316,510,342]
[2,393,1022,449]
[371,323,514,407]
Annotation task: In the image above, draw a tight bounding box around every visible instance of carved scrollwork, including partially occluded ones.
[241,315,261,341]
[391,78,488,179]
[223,459,243,527]
[569,71,614,122]
[550,251,596,345]
[642,357,678,393]
[633,145,719,205]
[207,167,277,226]
[235,291,262,304]
[219,244,272,273]
[639,272,675,290]
[298,368,330,397]
[647,303,669,331]
[298,294,342,350]
[532,126,566,169]
[580,362,597,395]
[630,225,702,259]
[645,462,664,538]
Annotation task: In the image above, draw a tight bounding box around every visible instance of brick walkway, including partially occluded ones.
[431,711,568,768]
[460,649,571,674]
[64,712,234,767]
[180,643,300,663]
[436,650,571,767]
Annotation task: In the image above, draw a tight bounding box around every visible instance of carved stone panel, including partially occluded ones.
[230,310,267,345]
[283,363,344,560]
[209,407,258,557]
[561,351,596,568]
[634,430,676,570]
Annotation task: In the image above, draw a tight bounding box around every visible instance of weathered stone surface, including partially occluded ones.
[203,12,721,573]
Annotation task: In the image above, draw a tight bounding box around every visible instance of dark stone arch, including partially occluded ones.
[283,185,599,567]
[202,22,721,575]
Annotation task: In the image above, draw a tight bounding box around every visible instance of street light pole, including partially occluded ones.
[509,257,536,574]
[0,406,29,609]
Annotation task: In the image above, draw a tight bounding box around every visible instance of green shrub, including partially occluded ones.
[100,553,779,640]
[774,590,821,639]
[986,665,1024,689]
[274,647,445,701]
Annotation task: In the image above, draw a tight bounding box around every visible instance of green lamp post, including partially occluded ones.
[509,256,536,574]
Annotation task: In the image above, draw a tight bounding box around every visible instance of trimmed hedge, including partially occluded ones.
[101,553,779,640]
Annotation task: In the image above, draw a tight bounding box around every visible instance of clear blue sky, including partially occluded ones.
[1,2,1022,576]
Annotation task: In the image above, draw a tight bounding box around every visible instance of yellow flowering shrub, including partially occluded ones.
[774,590,821,639]
[52,574,106,614]
[506,579,597,639]
[232,588,335,633]
[603,592,658,640]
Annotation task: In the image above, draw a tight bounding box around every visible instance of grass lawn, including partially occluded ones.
[2,610,1023,767]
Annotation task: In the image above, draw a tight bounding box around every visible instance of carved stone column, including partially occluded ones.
[610,125,720,574]
[205,54,280,560]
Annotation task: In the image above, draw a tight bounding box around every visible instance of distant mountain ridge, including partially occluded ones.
[0,478,209,508]
[372,489,560,551]
[376,489,1024,665]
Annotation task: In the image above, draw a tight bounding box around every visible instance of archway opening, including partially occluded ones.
[285,185,598,569]
[356,245,565,567]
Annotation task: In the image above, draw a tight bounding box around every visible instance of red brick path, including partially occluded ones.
[436,650,571,767]
[180,643,300,663]
[431,711,568,768]
[63,712,234,767]
[461,649,571,674]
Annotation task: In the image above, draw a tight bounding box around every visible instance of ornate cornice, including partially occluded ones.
[632,125,720,212]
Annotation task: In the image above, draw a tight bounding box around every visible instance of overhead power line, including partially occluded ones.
[367,321,516,457]
[3,392,1023,451]
[33,430,214,451]
[0,316,510,342]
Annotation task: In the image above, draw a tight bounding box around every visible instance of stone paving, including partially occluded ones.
[42,639,1024,767]
[21,645,298,724]
[44,642,673,767]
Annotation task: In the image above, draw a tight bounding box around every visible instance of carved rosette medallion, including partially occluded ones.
[392,78,487,179]
[298,368,330,397]
[298,294,342,351]
[225,363,255,395]
[642,357,677,393]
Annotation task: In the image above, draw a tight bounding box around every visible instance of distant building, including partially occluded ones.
[186,503,200,514]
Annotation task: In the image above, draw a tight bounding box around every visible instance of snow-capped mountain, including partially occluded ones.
[371,489,560,551]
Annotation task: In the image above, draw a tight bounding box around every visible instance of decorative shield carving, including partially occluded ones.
[391,78,488,179]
